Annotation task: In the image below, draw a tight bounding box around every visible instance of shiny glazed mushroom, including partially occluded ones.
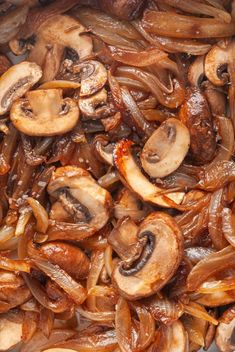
[112,212,183,299]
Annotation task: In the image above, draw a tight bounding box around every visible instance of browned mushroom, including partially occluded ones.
[112,212,183,299]
[0,5,28,44]
[203,81,227,117]
[216,305,235,352]
[141,118,190,178]
[47,166,112,239]
[79,88,113,119]
[114,139,185,208]
[179,87,216,163]
[0,61,42,115]
[188,55,205,87]
[10,89,79,136]
[32,242,90,280]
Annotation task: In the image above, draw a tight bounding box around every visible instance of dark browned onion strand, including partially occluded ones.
[0,0,234,351]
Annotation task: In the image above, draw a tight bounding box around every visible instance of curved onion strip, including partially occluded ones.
[197,277,235,294]
[185,247,215,264]
[208,189,228,250]
[21,329,76,352]
[222,208,235,247]
[187,246,235,291]
[133,21,211,55]
[0,225,15,243]
[52,329,118,352]
[38,80,81,89]
[104,245,114,278]
[117,66,185,109]
[115,297,132,352]
[0,254,30,273]
[107,45,170,67]
[0,5,28,44]
[142,11,235,38]
[183,302,218,325]
[121,86,155,137]
[163,0,231,22]
[88,285,116,297]
[86,250,104,312]
[33,258,87,305]
[27,197,48,234]
[15,208,32,237]
[77,306,115,322]
[135,306,156,350]
[198,161,235,191]
[23,274,70,313]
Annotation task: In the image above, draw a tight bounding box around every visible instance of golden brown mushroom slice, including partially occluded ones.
[39,14,93,60]
[216,306,235,352]
[10,89,79,136]
[114,139,185,208]
[47,166,112,235]
[112,212,183,300]
[141,118,190,178]
[0,61,42,115]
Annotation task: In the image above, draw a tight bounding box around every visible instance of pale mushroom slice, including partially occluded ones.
[10,89,79,136]
[140,118,190,178]
[112,212,183,300]
[215,305,235,352]
[47,166,112,234]
[114,139,185,208]
[205,40,235,86]
[0,316,22,351]
[0,61,42,115]
[38,14,93,60]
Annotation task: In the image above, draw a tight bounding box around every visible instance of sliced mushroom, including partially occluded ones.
[38,15,93,60]
[179,87,216,163]
[216,305,235,352]
[36,242,90,280]
[188,55,205,87]
[203,81,227,116]
[47,166,112,239]
[114,188,149,221]
[76,60,107,97]
[112,212,183,299]
[0,61,42,115]
[205,40,235,86]
[10,89,79,136]
[141,118,190,178]
[0,315,22,351]
[79,88,113,119]
[94,136,114,166]
[114,139,185,208]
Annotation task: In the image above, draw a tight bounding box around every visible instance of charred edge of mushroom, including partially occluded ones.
[119,231,155,276]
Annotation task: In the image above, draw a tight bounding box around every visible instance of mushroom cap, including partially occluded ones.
[112,212,183,300]
[0,61,42,115]
[10,89,79,136]
[215,306,235,352]
[79,61,108,97]
[141,118,190,178]
[39,14,93,60]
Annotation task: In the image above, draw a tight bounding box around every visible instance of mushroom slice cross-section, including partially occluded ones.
[141,118,190,178]
[38,14,93,60]
[112,212,184,300]
[0,61,42,115]
[114,139,185,208]
[0,315,22,351]
[10,89,79,136]
[47,166,112,232]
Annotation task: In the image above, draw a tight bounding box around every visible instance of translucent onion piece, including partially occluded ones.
[222,208,235,247]
[0,254,30,273]
[38,81,81,89]
[77,306,115,322]
[142,11,235,38]
[86,250,104,312]
[27,197,48,234]
[0,5,28,44]
[115,297,132,352]
[198,277,235,294]
[33,259,87,306]
[183,302,218,325]
[0,225,15,244]
[187,246,235,291]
